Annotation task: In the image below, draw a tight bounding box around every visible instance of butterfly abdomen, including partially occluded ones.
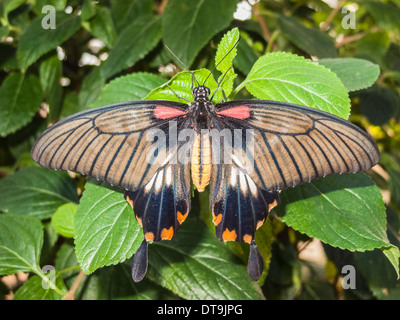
[191,131,212,192]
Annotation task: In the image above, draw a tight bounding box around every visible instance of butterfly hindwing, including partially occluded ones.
[210,162,279,244]
[124,161,191,243]
[209,152,279,281]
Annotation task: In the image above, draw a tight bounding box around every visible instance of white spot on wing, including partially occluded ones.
[231,154,245,170]
[155,170,164,191]
[239,170,247,193]
[145,173,157,191]
[246,174,257,195]
[230,167,237,186]
[165,166,172,186]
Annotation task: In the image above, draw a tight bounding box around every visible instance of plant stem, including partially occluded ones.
[320,0,345,31]
[57,264,81,275]
[64,270,86,300]
[33,267,66,298]
[265,30,280,53]
[230,81,247,99]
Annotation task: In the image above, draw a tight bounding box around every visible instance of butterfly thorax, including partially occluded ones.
[190,86,214,130]
[190,86,213,192]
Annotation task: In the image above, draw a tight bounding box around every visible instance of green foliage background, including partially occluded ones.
[0,0,399,300]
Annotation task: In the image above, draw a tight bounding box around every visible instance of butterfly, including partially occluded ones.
[31,52,380,282]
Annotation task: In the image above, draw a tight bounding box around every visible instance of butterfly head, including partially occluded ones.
[193,86,211,102]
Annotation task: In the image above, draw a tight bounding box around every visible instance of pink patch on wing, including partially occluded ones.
[154,106,186,119]
[217,106,250,119]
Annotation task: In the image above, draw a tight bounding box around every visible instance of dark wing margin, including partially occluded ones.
[214,100,380,192]
[31,100,188,191]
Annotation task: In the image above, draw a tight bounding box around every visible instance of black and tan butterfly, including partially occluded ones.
[31,81,380,282]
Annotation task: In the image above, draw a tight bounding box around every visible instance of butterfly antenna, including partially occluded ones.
[210,66,233,102]
[162,42,200,88]
[166,83,191,103]
[203,36,241,86]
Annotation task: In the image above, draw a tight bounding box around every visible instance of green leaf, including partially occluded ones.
[277,15,337,59]
[110,0,154,33]
[318,58,380,92]
[264,241,302,299]
[32,0,66,14]
[74,181,143,274]
[215,28,239,97]
[148,220,265,300]
[13,275,67,300]
[40,221,60,266]
[51,203,77,238]
[382,245,400,279]
[59,91,79,118]
[7,116,47,161]
[241,52,350,118]
[90,72,166,108]
[0,25,9,38]
[162,0,238,67]
[55,241,80,283]
[0,43,18,70]
[101,15,161,79]
[363,0,400,31]
[234,37,258,75]
[355,248,400,299]
[145,69,222,104]
[276,173,390,252]
[39,55,61,96]
[0,166,78,219]
[39,55,63,120]
[0,214,43,275]
[215,27,239,74]
[356,31,390,62]
[384,44,400,73]
[83,6,116,48]
[389,169,400,207]
[17,12,81,71]
[1,0,25,16]
[0,73,42,136]
[78,67,105,111]
[359,85,399,126]
[80,0,96,21]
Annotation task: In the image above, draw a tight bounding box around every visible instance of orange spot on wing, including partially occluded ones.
[161,226,174,240]
[136,215,142,227]
[212,212,222,226]
[243,234,252,243]
[145,232,154,241]
[222,228,237,241]
[256,219,265,230]
[177,211,188,224]
[268,200,278,211]
[126,195,133,208]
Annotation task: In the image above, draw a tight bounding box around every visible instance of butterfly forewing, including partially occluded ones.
[214,100,380,192]
[31,101,188,191]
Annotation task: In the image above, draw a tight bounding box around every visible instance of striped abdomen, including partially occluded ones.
[191,132,212,192]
